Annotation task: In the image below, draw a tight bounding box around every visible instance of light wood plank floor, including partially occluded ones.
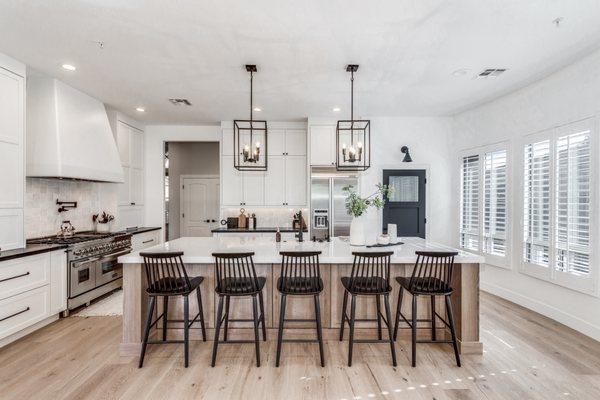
[1,292,599,400]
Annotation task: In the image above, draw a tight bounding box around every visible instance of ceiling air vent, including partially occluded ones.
[477,68,507,78]
[168,98,192,106]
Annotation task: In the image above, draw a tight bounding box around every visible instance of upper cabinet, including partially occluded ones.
[309,125,336,166]
[220,123,308,208]
[0,53,25,250]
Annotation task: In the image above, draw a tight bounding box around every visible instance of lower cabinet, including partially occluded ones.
[0,249,67,346]
[131,229,161,251]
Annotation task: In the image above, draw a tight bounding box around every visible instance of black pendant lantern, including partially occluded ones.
[233,65,268,171]
[336,64,370,171]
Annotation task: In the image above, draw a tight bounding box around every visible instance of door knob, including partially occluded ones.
[204,219,210,223]
[211,219,217,223]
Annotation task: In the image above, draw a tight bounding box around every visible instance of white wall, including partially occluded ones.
[144,125,221,234]
[358,117,455,246]
[167,141,219,239]
[452,47,600,341]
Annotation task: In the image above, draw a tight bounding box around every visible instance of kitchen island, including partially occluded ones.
[118,236,484,357]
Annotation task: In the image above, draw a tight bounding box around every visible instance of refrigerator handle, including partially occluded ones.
[329,177,334,238]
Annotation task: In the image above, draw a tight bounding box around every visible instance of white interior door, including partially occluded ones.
[181,177,220,237]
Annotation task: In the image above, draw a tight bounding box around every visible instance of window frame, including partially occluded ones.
[459,141,511,269]
[519,118,598,295]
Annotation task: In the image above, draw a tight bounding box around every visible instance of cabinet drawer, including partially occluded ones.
[0,253,50,300]
[0,285,51,340]
[132,230,161,251]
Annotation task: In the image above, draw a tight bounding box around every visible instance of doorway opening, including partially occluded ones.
[164,141,220,240]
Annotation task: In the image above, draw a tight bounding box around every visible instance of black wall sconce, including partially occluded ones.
[401,146,412,162]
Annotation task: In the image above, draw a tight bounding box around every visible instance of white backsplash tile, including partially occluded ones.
[220,207,309,229]
[25,178,119,238]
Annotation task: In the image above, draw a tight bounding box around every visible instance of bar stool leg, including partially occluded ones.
[383,294,397,367]
[393,287,404,341]
[376,294,382,340]
[196,287,207,341]
[347,294,357,367]
[258,290,267,341]
[139,296,156,368]
[314,294,325,367]
[162,296,168,341]
[223,296,231,342]
[183,295,189,368]
[252,295,261,367]
[445,295,461,367]
[339,290,348,341]
[275,294,287,367]
[431,295,436,341]
[211,295,224,367]
[411,294,417,367]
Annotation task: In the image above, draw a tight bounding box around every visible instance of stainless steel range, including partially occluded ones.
[28,231,132,314]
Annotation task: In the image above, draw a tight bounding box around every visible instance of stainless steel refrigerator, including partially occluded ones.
[310,171,358,241]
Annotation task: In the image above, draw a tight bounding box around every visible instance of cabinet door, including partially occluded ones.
[117,205,144,229]
[242,171,265,206]
[0,209,24,252]
[129,128,144,169]
[269,129,285,156]
[130,168,144,205]
[285,129,306,156]
[0,68,24,209]
[285,156,307,206]
[116,121,131,166]
[221,128,234,156]
[264,156,286,206]
[221,156,243,206]
[309,125,335,166]
[118,166,131,206]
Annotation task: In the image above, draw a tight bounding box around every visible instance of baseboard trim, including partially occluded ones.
[481,282,600,342]
[0,314,60,348]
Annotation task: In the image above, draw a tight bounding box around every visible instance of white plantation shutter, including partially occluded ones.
[523,140,551,267]
[483,150,507,257]
[460,155,480,251]
[555,130,591,276]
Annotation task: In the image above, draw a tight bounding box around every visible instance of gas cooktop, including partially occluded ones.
[27,231,114,245]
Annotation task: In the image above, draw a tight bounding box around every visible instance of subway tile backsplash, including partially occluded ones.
[25,178,119,238]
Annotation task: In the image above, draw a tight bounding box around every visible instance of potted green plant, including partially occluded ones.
[343,183,392,246]
[93,211,115,233]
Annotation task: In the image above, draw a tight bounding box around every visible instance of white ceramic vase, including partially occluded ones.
[96,223,111,233]
[349,215,366,246]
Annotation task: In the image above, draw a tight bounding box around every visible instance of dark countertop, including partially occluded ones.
[0,243,68,263]
[212,227,308,233]
[112,227,162,236]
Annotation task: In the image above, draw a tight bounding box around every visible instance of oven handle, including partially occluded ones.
[98,248,132,261]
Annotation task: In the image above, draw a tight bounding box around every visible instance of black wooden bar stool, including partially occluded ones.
[339,251,397,367]
[393,251,461,367]
[211,252,267,367]
[138,251,207,368]
[275,251,325,367]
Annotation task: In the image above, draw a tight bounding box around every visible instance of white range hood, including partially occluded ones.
[26,75,124,183]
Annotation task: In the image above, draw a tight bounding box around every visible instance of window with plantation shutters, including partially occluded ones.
[555,130,591,276]
[483,150,507,257]
[523,140,551,267]
[521,118,596,294]
[460,155,480,251]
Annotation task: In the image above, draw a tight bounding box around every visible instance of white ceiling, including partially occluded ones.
[2,0,600,124]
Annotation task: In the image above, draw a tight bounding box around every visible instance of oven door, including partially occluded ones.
[94,250,129,287]
[70,257,98,298]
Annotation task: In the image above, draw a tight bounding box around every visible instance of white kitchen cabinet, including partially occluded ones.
[0,249,67,346]
[264,156,286,206]
[242,171,265,206]
[108,112,145,228]
[285,129,307,156]
[131,229,162,251]
[309,125,336,166]
[0,55,25,250]
[285,156,307,205]
[221,156,244,206]
[268,129,286,155]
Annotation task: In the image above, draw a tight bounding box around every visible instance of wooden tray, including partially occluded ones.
[366,242,404,248]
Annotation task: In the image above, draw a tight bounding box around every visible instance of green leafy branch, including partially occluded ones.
[342,183,393,217]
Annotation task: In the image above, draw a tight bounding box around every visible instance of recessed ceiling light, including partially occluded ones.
[253,107,262,112]
[136,107,145,112]
[452,69,468,77]
[61,64,76,71]
[332,107,341,112]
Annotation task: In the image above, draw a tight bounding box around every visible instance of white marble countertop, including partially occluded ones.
[119,236,484,265]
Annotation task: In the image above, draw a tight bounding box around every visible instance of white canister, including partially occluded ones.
[387,224,397,242]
